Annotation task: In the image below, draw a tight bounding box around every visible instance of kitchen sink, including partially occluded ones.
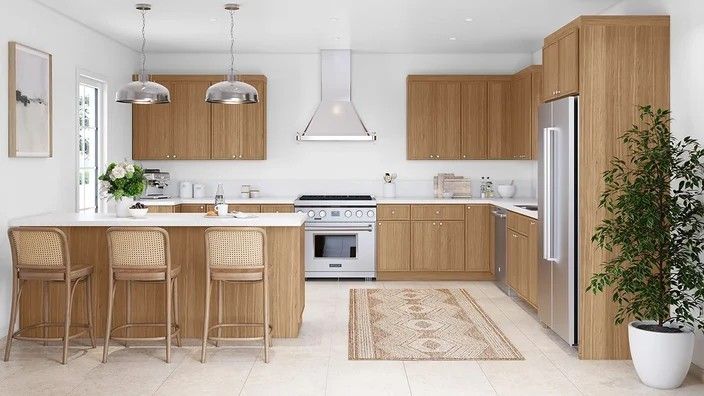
[515,204,538,211]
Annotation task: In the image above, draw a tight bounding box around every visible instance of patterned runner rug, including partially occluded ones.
[349,288,523,361]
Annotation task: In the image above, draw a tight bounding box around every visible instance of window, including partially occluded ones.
[77,75,105,213]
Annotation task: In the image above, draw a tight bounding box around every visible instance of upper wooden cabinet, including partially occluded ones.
[407,73,539,161]
[542,27,579,101]
[509,66,542,160]
[407,79,461,160]
[132,74,267,160]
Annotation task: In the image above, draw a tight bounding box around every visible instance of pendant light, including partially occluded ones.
[205,4,258,104]
[116,4,170,104]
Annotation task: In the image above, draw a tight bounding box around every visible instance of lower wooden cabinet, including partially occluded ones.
[377,221,411,272]
[411,220,464,271]
[507,213,539,307]
[465,205,491,272]
[229,204,261,213]
[179,204,208,213]
[148,205,180,213]
[260,204,294,213]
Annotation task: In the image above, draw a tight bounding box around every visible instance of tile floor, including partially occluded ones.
[1,280,702,395]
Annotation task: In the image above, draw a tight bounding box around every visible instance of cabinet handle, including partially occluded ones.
[432,222,436,226]
[462,155,466,159]
[239,155,243,158]
[435,211,440,214]
[391,210,395,214]
[512,234,518,238]
[530,221,536,225]
[232,155,236,159]
[467,206,471,209]
[429,155,433,159]
[173,154,177,159]
[439,222,443,226]
[166,155,170,159]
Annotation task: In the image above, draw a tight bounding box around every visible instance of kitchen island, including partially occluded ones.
[8,212,307,339]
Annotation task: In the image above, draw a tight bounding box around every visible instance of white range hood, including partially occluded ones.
[297,50,376,141]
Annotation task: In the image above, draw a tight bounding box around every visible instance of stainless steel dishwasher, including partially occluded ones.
[492,208,509,294]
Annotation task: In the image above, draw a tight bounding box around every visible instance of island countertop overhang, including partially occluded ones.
[8,212,307,228]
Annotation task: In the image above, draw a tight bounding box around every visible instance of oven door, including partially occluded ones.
[304,222,376,278]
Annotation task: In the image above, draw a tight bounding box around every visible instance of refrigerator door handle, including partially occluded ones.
[542,127,559,262]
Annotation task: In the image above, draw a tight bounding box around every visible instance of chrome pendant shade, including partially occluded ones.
[116,4,170,104]
[205,4,258,104]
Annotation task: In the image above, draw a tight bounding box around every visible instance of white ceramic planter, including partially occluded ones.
[115,197,134,218]
[629,320,694,389]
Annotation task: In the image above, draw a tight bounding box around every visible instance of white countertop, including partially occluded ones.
[137,195,538,219]
[9,212,307,228]
[138,197,297,206]
[375,197,538,219]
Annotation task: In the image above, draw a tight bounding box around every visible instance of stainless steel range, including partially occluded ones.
[294,195,376,279]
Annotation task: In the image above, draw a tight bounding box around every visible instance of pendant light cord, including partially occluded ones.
[140,8,147,79]
[229,8,235,79]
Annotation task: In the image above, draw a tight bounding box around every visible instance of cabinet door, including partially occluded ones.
[460,81,488,159]
[377,221,411,272]
[542,42,559,101]
[132,80,172,160]
[211,78,267,160]
[172,81,212,159]
[531,68,543,159]
[558,29,579,96]
[527,219,539,307]
[260,204,293,213]
[148,205,177,213]
[507,229,529,297]
[437,221,465,271]
[179,204,207,213]
[229,204,261,213]
[435,82,462,159]
[510,73,532,160]
[407,81,436,160]
[465,205,491,272]
[487,80,511,159]
[411,221,439,271]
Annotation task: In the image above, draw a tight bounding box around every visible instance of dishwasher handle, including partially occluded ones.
[491,210,507,219]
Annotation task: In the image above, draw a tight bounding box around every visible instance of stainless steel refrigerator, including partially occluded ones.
[538,96,578,346]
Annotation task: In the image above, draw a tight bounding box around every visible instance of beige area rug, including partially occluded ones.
[349,288,523,361]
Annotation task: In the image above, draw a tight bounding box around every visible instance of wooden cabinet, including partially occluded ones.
[507,229,529,296]
[377,221,411,272]
[229,204,261,213]
[407,80,461,160]
[460,81,488,159]
[411,220,464,272]
[464,205,491,272]
[148,205,179,213]
[179,204,208,213]
[506,213,538,308]
[260,204,293,213]
[487,80,512,159]
[211,77,267,160]
[542,28,579,101]
[527,219,539,306]
[509,71,533,160]
[410,205,464,221]
[531,68,543,158]
[377,205,410,220]
[132,75,267,160]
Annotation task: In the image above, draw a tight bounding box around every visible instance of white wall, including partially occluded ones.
[602,0,704,369]
[0,0,136,336]
[142,52,537,197]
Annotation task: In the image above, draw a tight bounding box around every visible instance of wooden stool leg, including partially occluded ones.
[125,280,131,344]
[102,277,116,363]
[165,276,173,363]
[201,278,212,363]
[4,278,21,362]
[173,277,182,347]
[62,280,73,365]
[86,275,96,348]
[263,276,270,363]
[42,281,49,346]
[216,280,223,347]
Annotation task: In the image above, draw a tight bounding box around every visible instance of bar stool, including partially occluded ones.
[201,227,271,363]
[103,227,181,363]
[4,227,95,365]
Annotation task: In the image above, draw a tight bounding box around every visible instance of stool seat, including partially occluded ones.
[113,266,181,281]
[18,265,94,281]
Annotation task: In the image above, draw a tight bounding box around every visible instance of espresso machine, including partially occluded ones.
[141,169,171,199]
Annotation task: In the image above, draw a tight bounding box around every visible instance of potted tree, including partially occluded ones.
[99,161,146,217]
[589,106,704,389]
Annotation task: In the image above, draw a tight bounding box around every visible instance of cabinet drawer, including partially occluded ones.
[507,211,534,235]
[179,204,208,213]
[411,205,464,220]
[260,204,293,213]
[229,204,261,213]
[377,205,410,220]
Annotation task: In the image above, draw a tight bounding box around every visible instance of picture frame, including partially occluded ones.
[8,41,53,157]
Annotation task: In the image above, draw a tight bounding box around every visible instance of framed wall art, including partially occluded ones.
[8,41,52,157]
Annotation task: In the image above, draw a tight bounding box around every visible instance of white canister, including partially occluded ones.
[215,204,229,217]
[193,184,206,198]
[383,183,396,198]
[179,181,193,198]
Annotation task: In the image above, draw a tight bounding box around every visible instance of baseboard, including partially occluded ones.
[690,362,704,382]
[377,271,495,281]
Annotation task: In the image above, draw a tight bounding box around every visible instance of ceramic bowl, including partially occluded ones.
[496,185,516,198]
[128,208,149,218]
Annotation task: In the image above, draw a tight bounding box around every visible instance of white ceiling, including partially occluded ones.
[36,0,622,54]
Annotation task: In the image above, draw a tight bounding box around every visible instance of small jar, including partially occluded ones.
[250,189,260,198]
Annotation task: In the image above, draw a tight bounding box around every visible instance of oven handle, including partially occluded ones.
[304,225,374,232]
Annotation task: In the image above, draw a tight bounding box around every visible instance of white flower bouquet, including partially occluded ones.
[98,161,145,200]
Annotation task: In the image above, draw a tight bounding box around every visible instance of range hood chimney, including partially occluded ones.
[296,50,376,141]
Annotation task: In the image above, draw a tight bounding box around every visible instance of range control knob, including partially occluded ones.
[345,210,352,218]
[367,210,375,217]
[307,210,315,218]
[296,210,304,214]
[319,210,327,218]
[356,210,363,218]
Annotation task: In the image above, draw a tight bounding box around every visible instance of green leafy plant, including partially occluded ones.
[98,161,145,200]
[588,106,704,332]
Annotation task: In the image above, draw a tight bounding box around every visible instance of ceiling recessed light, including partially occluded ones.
[449,37,457,41]
[465,17,473,22]
[209,17,217,22]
